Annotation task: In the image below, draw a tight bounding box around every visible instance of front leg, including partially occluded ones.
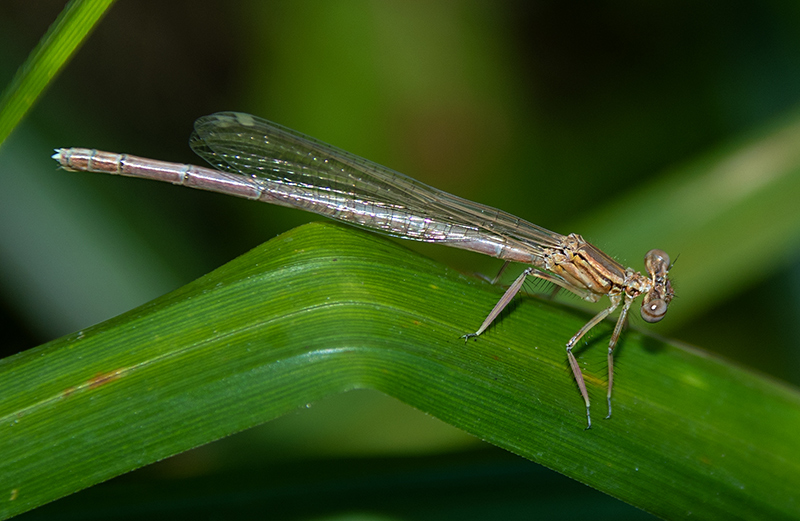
[604,295,634,420]
[564,294,621,429]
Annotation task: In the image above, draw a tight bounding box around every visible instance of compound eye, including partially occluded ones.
[641,298,668,323]
[645,249,670,274]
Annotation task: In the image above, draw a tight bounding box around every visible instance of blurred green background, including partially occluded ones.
[2,1,800,518]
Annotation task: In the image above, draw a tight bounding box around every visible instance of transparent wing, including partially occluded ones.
[190,112,564,262]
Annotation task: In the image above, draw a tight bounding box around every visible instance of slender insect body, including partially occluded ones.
[53,112,675,428]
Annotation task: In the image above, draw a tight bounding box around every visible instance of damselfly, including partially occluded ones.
[53,112,674,428]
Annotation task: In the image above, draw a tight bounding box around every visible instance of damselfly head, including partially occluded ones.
[640,249,674,323]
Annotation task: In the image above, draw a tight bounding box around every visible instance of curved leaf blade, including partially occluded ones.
[1,222,798,519]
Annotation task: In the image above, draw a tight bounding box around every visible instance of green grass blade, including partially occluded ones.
[0,0,116,147]
[1,222,798,519]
